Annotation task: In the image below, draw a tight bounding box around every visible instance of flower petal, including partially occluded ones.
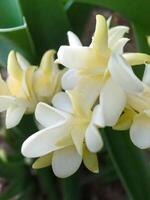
[90,15,108,52]
[85,125,103,153]
[92,104,105,127]
[107,16,112,28]
[39,50,56,73]
[99,78,126,126]
[52,92,73,114]
[67,31,82,46]
[83,145,99,173]
[130,113,150,149]
[142,64,150,86]
[0,75,10,95]
[68,77,100,116]
[108,26,129,49]
[123,53,150,66]
[6,100,27,128]
[35,102,66,127]
[109,53,144,93]
[7,51,23,81]
[21,122,71,158]
[32,153,52,169]
[71,127,85,155]
[112,38,129,53]
[61,69,80,90]
[0,96,14,112]
[57,46,104,69]
[52,146,82,178]
[113,109,135,130]
[16,52,30,70]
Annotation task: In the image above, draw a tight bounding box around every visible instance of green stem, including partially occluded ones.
[37,169,59,200]
[61,174,80,200]
[101,128,150,200]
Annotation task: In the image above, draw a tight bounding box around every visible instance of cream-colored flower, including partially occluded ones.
[0,50,62,128]
[112,58,150,149]
[57,14,150,127]
[21,91,103,178]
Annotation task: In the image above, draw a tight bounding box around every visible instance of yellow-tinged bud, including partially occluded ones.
[91,15,108,52]
[33,50,61,103]
[7,51,23,81]
[0,49,63,128]
[123,53,150,65]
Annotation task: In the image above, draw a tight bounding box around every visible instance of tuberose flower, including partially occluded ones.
[57,14,150,127]
[21,91,103,178]
[0,50,62,128]
[111,56,150,149]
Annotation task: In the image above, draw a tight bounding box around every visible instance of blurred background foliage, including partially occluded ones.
[0,0,150,199]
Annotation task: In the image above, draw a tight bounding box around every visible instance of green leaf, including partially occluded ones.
[102,129,150,200]
[61,174,80,200]
[75,0,150,30]
[67,3,92,38]
[0,0,37,66]
[19,0,71,58]
[0,0,22,28]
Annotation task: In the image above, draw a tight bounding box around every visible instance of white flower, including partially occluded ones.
[57,14,150,127]
[0,50,62,129]
[113,60,150,149]
[21,92,103,178]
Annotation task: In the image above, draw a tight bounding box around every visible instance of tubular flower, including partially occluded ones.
[0,50,62,129]
[21,92,103,178]
[57,14,150,127]
[111,55,150,149]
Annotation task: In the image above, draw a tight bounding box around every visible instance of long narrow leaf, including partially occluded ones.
[102,129,150,200]
[19,0,71,58]
[0,0,37,66]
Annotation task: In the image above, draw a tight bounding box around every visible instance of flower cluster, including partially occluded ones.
[0,50,62,128]
[1,14,150,178]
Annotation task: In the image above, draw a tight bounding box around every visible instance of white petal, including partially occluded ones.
[92,104,105,127]
[6,101,27,129]
[16,52,30,70]
[130,113,150,149]
[142,64,150,86]
[0,96,14,112]
[57,46,102,69]
[112,38,129,53]
[68,77,100,116]
[83,145,99,173]
[107,16,112,28]
[67,31,82,46]
[52,146,82,178]
[35,102,66,127]
[71,126,85,155]
[99,78,126,126]
[109,53,144,93]
[85,125,103,153]
[21,122,71,158]
[61,69,80,90]
[52,92,73,114]
[90,15,108,52]
[108,26,129,49]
